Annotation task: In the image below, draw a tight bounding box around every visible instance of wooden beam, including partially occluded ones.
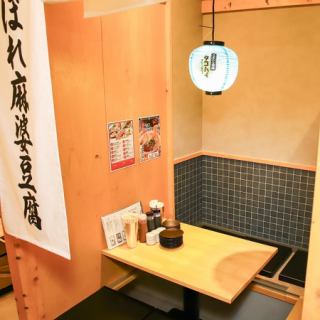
[202,0,320,13]
[249,283,299,305]
[287,298,304,320]
[44,0,74,3]
[303,128,320,318]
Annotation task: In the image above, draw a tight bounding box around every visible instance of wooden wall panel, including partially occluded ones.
[202,6,320,167]
[100,4,171,215]
[83,0,164,17]
[171,0,203,159]
[36,2,107,318]
[4,1,171,319]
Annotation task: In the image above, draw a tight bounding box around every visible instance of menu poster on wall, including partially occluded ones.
[101,202,142,250]
[108,120,135,171]
[139,116,161,162]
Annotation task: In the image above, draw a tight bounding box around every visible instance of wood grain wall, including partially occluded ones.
[202,6,320,167]
[4,1,172,319]
[171,0,203,159]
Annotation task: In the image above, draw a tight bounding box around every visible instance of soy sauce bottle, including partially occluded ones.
[152,208,161,228]
[146,211,155,232]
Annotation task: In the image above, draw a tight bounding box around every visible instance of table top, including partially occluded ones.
[101,223,277,303]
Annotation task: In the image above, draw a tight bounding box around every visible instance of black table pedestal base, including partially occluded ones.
[167,308,187,320]
[168,308,202,320]
[168,287,200,320]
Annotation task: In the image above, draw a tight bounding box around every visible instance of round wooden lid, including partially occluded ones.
[162,219,180,229]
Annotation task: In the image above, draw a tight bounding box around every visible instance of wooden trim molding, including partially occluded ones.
[107,273,138,291]
[249,283,299,305]
[287,298,304,320]
[174,151,316,172]
[202,0,320,13]
[202,151,317,171]
[174,151,203,164]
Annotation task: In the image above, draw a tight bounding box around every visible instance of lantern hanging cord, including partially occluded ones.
[212,0,215,42]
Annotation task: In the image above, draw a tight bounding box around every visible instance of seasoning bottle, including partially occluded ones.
[138,214,148,243]
[152,208,161,228]
[157,202,165,223]
[146,211,155,232]
[146,232,157,245]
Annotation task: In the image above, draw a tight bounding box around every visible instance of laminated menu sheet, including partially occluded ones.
[101,202,142,249]
[139,116,161,162]
[107,120,135,171]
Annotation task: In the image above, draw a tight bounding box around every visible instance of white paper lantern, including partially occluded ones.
[189,41,238,95]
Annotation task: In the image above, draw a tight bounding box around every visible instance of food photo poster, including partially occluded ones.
[139,116,161,162]
[107,120,135,171]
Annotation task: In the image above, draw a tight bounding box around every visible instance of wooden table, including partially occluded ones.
[102,223,277,319]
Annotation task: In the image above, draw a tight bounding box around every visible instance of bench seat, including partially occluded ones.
[56,287,154,320]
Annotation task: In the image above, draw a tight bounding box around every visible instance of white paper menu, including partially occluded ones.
[101,202,142,250]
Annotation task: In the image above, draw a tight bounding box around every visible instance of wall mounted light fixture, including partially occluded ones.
[189,0,238,95]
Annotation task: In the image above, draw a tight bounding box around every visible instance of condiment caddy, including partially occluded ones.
[118,199,184,249]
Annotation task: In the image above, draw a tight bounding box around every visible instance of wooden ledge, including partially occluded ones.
[107,272,138,291]
[287,298,303,320]
[250,282,303,320]
[174,151,316,172]
[250,282,300,304]
[202,0,320,14]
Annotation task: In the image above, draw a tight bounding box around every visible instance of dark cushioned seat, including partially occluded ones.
[56,287,154,320]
